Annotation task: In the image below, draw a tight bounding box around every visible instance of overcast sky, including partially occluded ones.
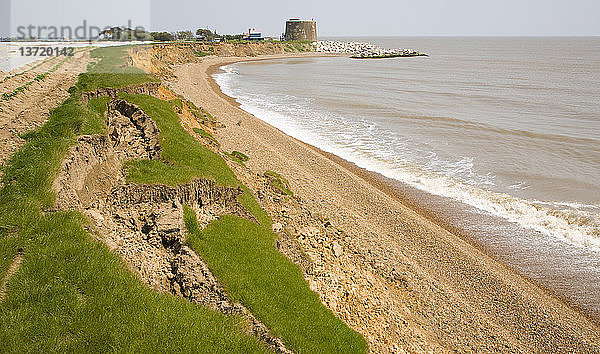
[150,0,600,36]
[3,0,600,38]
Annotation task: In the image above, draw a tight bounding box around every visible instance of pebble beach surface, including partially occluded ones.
[167,53,600,352]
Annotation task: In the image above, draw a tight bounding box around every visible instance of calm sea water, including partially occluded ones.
[214,37,600,317]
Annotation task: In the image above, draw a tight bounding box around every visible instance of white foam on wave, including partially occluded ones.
[214,64,600,251]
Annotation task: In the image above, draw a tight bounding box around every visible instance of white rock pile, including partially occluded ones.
[315,41,427,58]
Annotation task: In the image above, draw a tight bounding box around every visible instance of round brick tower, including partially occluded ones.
[284,19,317,41]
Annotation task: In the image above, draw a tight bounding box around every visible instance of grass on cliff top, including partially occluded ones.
[120,93,367,353]
[0,46,267,352]
[284,42,313,53]
[77,46,159,91]
[80,96,110,135]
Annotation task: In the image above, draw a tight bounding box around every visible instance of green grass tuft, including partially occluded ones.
[193,127,219,145]
[190,107,216,123]
[169,98,183,109]
[265,170,293,196]
[224,151,249,165]
[231,151,249,162]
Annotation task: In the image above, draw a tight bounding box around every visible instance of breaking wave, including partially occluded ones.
[214,63,600,251]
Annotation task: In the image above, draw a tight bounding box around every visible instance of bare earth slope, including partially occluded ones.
[0,50,91,169]
[168,56,600,352]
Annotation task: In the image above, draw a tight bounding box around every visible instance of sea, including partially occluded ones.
[213,37,600,319]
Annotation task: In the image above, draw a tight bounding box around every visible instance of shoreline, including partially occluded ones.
[205,56,600,323]
[206,57,496,255]
[204,52,343,108]
[169,53,600,350]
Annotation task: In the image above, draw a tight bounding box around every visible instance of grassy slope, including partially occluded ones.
[0,45,367,353]
[121,93,238,187]
[186,213,367,353]
[122,92,367,353]
[0,47,265,352]
[78,46,159,92]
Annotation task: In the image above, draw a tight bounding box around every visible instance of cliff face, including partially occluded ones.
[53,98,161,210]
[81,82,160,104]
[52,90,293,352]
[127,42,315,77]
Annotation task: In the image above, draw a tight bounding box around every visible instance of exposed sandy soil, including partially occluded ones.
[167,55,600,352]
[0,56,62,93]
[0,50,92,172]
[128,42,316,79]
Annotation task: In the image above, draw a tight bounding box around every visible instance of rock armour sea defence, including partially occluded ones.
[316,40,426,58]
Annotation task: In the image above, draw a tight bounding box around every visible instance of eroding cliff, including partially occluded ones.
[127,42,315,78]
[81,82,161,105]
[52,92,291,352]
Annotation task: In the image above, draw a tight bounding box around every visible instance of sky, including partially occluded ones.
[151,0,599,36]
[2,0,599,38]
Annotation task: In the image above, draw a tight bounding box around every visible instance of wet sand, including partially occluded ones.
[168,54,600,351]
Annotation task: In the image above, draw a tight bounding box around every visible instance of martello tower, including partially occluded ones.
[284,19,317,41]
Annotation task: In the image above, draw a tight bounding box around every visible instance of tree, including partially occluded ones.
[99,27,153,41]
[176,30,194,41]
[133,31,153,41]
[222,34,243,41]
[195,28,216,41]
[150,32,175,41]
